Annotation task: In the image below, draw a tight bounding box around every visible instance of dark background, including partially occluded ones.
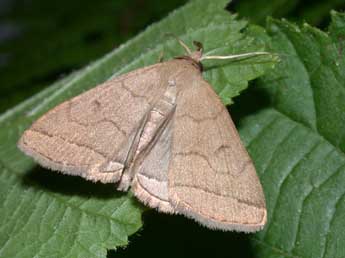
[1,0,344,257]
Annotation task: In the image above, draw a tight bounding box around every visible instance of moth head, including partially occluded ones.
[168,34,203,63]
[188,41,203,63]
[170,33,275,65]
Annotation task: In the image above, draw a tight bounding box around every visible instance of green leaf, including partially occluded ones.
[234,12,345,258]
[0,0,275,257]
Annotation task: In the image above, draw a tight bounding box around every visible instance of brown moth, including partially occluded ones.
[18,40,268,232]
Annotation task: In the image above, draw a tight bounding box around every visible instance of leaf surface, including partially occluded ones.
[236,11,345,258]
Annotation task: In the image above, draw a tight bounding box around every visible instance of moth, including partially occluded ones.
[18,39,267,232]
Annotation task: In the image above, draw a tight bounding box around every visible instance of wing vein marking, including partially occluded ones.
[120,81,152,101]
[66,101,127,136]
[137,173,166,183]
[175,195,265,225]
[135,178,170,204]
[21,138,89,167]
[172,184,264,208]
[214,144,231,154]
[176,108,224,122]
[213,145,254,174]
[29,129,108,159]
[173,151,251,175]
[207,91,231,178]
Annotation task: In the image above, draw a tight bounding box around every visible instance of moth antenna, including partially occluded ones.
[164,33,192,55]
[200,51,277,61]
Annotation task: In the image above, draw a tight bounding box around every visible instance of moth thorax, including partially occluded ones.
[189,51,202,62]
